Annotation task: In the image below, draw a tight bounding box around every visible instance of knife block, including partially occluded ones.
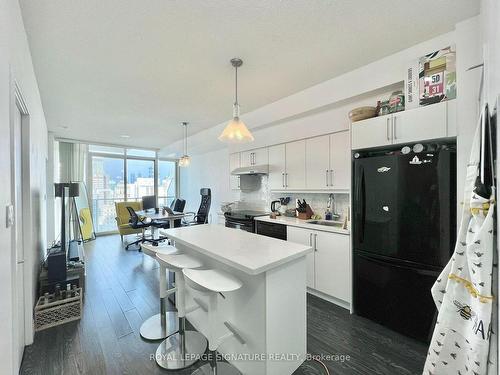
[297,205,313,220]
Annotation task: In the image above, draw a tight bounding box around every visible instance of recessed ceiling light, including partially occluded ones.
[120,135,130,138]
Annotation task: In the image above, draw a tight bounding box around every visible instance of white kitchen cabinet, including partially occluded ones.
[306,135,330,189]
[268,144,286,190]
[351,101,452,150]
[287,226,315,288]
[240,147,268,167]
[314,231,350,303]
[392,101,447,144]
[229,152,241,190]
[285,140,306,190]
[329,131,350,190]
[351,115,392,150]
[287,226,351,303]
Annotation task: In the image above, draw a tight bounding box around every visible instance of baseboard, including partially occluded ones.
[307,288,351,311]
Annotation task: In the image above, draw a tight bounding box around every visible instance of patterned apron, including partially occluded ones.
[423,111,497,375]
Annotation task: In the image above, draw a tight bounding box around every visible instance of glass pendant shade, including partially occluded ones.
[219,58,254,143]
[179,122,190,167]
[218,116,254,143]
[179,155,191,167]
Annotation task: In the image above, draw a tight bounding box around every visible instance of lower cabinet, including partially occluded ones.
[287,226,350,304]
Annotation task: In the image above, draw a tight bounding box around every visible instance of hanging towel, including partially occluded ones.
[423,107,497,375]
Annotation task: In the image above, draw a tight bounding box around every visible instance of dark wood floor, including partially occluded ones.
[20,234,427,375]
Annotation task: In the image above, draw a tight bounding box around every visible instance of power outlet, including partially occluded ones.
[5,204,14,228]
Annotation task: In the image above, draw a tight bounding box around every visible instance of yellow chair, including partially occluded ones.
[115,201,143,241]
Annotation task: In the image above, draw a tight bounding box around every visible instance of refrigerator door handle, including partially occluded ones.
[386,117,390,141]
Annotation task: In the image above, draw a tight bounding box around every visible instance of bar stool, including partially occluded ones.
[139,242,179,341]
[155,253,208,370]
[183,268,244,375]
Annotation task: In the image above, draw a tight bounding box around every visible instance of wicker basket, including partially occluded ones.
[34,288,82,331]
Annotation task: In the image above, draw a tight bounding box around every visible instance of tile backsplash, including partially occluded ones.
[237,175,350,221]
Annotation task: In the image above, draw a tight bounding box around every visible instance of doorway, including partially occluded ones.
[11,86,30,371]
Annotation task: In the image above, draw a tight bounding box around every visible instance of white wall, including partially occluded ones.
[179,148,236,220]
[0,0,48,373]
[174,22,483,219]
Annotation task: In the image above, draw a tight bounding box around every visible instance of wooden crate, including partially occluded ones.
[34,288,82,331]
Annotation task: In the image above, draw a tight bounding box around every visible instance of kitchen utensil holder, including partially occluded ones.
[34,288,83,331]
[297,205,314,220]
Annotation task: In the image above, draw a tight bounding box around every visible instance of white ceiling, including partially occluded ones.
[20,0,479,149]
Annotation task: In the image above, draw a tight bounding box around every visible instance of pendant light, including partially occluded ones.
[179,122,191,167]
[218,58,254,143]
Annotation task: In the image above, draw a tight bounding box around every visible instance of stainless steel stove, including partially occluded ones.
[224,210,270,232]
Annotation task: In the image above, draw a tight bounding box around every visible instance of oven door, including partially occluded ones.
[225,217,254,232]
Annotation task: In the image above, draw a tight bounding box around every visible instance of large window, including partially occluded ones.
[127,159,155,201]
[91,155,125,232]
[158,160,176,207]
[89,146,177,233]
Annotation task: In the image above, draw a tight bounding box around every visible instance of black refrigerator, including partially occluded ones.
[352,144,456,342]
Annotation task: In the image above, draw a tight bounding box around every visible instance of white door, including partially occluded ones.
[305,135,330,189]
[12,105,25,369]
[268,144,286,190]
[229,152,241,190]
[314,232,350,302]
[285,140,306,190]
[287,226,315,288]
[392,101,447,145]
[252,147,268,166]
[240,150,253,168]
[329,131,351,190]
[351,115,392,150]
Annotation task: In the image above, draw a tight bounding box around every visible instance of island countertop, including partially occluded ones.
[161,224,312,275]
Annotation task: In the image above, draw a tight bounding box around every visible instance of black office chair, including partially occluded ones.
[125,206,158,250]
[152,198,187,230]
[182,188,211,226]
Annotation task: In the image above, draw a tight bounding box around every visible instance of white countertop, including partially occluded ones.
[162,224,312,275]
[255,215,350,235]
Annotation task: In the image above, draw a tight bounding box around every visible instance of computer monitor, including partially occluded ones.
[142,195,156,211]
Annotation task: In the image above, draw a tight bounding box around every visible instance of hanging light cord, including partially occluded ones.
[234,63,238,106]
[183,122,188,155]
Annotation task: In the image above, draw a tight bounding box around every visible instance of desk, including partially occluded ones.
[137,209,187,239]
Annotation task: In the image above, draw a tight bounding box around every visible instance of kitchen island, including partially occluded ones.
[162,224,312,375]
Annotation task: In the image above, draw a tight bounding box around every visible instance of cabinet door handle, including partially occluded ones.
[326,170,329,186]
[330,170,334,187]
[393,117,397,140]
[314,233,318,251]
[282,172,285,187]
[238,176,240,188]
[386,117,390,141]
[309,233,312,246]
[252,152,255,165]
[285,173,288,187]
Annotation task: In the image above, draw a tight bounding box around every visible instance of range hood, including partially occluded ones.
[231,164,269,175]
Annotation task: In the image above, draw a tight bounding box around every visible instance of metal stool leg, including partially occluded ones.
[140,264,178,340]
[156,269,207,370]
[191,293,241,375]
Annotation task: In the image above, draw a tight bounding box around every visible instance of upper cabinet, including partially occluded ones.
[240,147,268,167]
[329,131,350,190]
[268,141,307,190]
[305,135,330,189]
[285,140,306,190]
[268,144,286,190]
[305,131,350,190]
[351,101,454,150]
